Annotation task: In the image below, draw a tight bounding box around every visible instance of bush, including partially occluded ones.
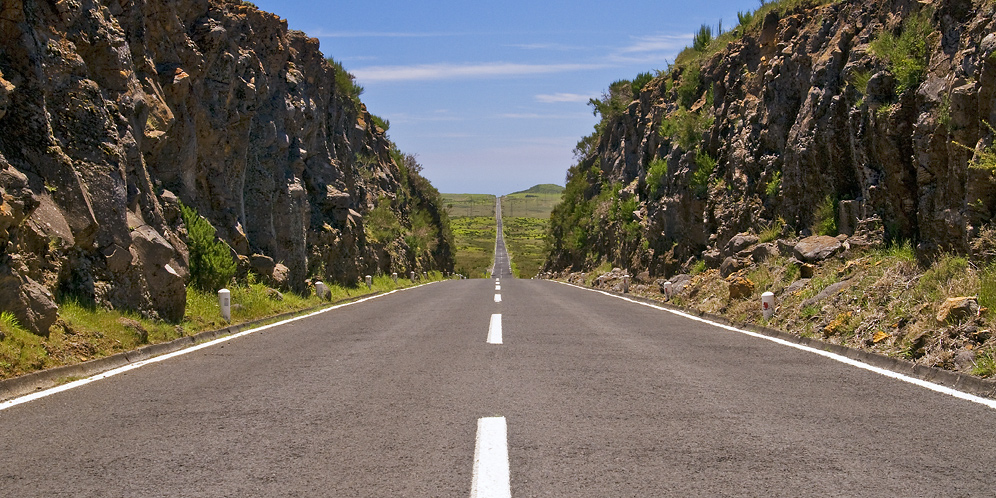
[765,170,782,198]
[693,24,713,52]
[646,158,668,196]
[180,202,236,291]
[328,58,365,108]
[659,108,712,151]
[677,64,702,109]
[869,7,933,94]
[812,195,838,236]
[631,72,655,95]
[691,149,716,193]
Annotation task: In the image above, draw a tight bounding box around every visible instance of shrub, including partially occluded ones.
[693,24,713,52]
[765,170,782,198]
[371,114,390,132]
[328,58,364,108]
[659,108,712,151]
[180,202,236,291]
[966,121,996,171]
[691,149,716,193]
[646,158,668,196]
[812,195,838,236]
[631,72,655,95]
[677,64,702,109]
[869,7,933,94]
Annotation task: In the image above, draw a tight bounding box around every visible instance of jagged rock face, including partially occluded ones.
[548,0,996,276]
[0,0,451,333]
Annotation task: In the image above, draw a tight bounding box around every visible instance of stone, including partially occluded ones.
[936,297,979,324]
[799,262,816,278]
[0,272,58,336]
[266,288,284,301]
[703,248,723,268]
[720,257,747,278]
[751,243,779,263]
[117,317,148,343]
[794,235,843,263]
[724,233,758,256]
[784,278,810,295]
[954,350,976,371]
[271,263,291,289]
[250,253,276,277]
[726,275,755,300]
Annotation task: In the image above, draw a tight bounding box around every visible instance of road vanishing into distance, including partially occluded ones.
[491,197,512,279]
[2,232,996,495]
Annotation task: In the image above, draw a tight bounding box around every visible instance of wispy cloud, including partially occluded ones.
[308,29,467,38]
[619,34,692,54]
[352,62,607,82]
[496,113,591,120]
[508,42,586,51]
[534,93,595,104]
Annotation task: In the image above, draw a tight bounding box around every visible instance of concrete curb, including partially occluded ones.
[563,280,996,400]
[0,292,382,403]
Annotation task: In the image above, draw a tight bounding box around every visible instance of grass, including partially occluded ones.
[449,216,497,278]
[500,189,562,218]
[0,274,445,380]
[441,193,496,217]
[502,217,549,278]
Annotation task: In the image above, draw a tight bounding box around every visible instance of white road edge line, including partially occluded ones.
[554,280,996,411]
[494,294,501,303]
[488,314,503,344]
[470,416,511,498]
[0,282,442,412]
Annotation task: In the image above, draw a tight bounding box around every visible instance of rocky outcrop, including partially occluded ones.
[546,0,996,277]
[0,0,451,334]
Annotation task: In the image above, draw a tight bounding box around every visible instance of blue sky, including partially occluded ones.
[250,0,757,195]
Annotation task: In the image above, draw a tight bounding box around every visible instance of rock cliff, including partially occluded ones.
[546,0,996,275]
[0,0,452,334]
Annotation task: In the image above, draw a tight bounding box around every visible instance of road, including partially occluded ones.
[491,197,512,279]
[2,279,996,496]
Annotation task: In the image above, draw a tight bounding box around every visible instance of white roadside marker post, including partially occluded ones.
[365,275,372,289]
[622,275,630,293]
[664,281,673,301]
[762,291,775,319]
[315,281,328,300]
[392,272,398,284]
[410,271,416,281]
[218,288,231,322]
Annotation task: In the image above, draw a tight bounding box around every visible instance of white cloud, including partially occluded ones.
[619,34,692,54]
[534,92,596,103]
[352,62,606,82]
[308,29,465,38]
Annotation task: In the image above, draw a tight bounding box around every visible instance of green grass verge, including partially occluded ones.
[0,273,446,381]
[442,193,496,218]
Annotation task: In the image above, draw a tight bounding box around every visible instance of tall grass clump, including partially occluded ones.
[979,262,996,311]
[180,202,236,291]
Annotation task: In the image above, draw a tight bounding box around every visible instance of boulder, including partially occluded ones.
[793,235,843,262]
[752,243,779,263]
[250,253,276,277]
[936,297,979,324]
[271,263,291,289]
[0,272,58,336]
[703,248,723,268]
[726,275,755,300]
[720,257,747,278]
[725,233,758,256]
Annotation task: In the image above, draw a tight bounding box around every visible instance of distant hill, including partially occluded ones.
[508,184,564,196]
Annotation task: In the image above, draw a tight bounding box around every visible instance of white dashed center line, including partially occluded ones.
[494,294,501,303]
[470,416,511,498]
[487,314,502,344]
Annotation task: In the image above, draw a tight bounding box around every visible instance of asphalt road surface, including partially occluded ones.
[2,279,995,496]
[491,197,512,279]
